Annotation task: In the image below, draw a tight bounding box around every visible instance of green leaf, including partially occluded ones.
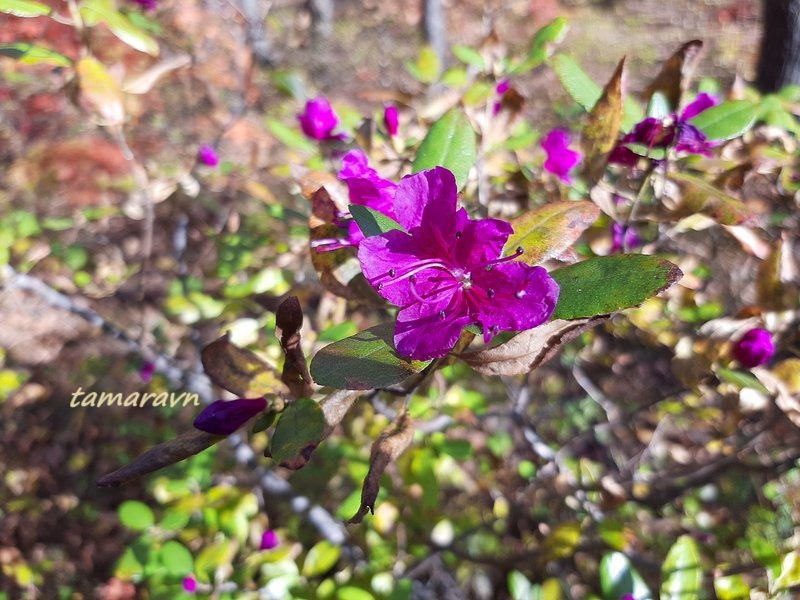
[668,171,753,225]
[267,118,317,153]
[412,108,477,190]
[301,540,341,577]
[550,54,601,111]
[647,91,672,120]
[350,205,404,238]
[452,44,484,70]
[689,100,757,141]
[510,17,568,75]
[80,0,159,55]
[550,255,682,320]
[717,367,769,393]
[118,500,155,531]
[405,45,440,83]
[714,574,750,600]
[600,552,653,600]
[773,550,800,593]
[336,586,375,600]
[270,398,326,468]
[0,0,50,17]
[505,201,600,264]
[310,324,431,390]
[194,540,235,583]
[0,43,71,66]
[661,535,702,600]
[508,570,533,600]
[158,540,193,577]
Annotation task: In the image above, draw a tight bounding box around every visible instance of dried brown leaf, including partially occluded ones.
[642,40,704,110]
[201,335,287,398]
[582,57,625,180]
[461,317,608,376]
[276,296,313,398]
[350,411,415,523]
[97,430,223,487]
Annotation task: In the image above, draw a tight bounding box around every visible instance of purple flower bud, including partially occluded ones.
[298,97,340,141]
[732,328,774,368]
[260,529,280,550]
[383,105,399,137]
[193,398,267,436]
[182,576,197,593]
[541,129,582,184]
[495,79,510,95]
[130,0,157,11]
[139,361,156,383]
[197,144,219,167]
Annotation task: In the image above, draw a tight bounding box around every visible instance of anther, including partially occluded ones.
[487,289,495,298]
[456,231,462,239]
[438,310,446,320]
[389,269,396,277]
[516,247,524,255]
[515,290,526,299]
[377,283,384,290]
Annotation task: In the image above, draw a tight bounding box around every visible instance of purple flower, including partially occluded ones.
[610,93,719,165]
[732,328,774,368]
[182,576,197,593]
[193,398,267,436]
[610,222,642,253]
[298,97,344,141]
[130,0,157,11]
[541,129,582,184]
[357,167,560,360]
[260,529,280,550]
[197,144,219,168]
[139,361,156,383]
[492,79,511,115]
[383,105,399,137]
[311,149,398,252]
[620,595,635,600]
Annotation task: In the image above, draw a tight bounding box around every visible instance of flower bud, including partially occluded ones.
[193,398,267,435]
[732,328,774,368]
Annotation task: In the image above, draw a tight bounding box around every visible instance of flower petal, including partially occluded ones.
[732,328,774,368]
[394,293,471,360]
[298,97,339,140]
[193,398,267,436]
[392,168,458,243]
[680,92,719,120]
[541,129,582,183]
[471,262,559,343]
[453,209,513,266]
[383,105,399,136]
[338,149,397,216]
[358,230,429,307]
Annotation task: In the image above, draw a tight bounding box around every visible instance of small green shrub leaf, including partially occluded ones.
[412,108,477,190]
[118,500,155,531]
[350,205,404,238]
[270,398,326,469]
[661,535,702,600]
[690,100,758,141]
[0,0,50,17]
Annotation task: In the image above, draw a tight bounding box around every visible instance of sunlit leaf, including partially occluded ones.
[76,56,124,125]
[269,398,326,469]
[600,552,653,600]
[550,255,683,320]
[80,0,159,55]
[661,535,702,600]
[543,521,581,560]
[505,201,600,264]
[550,54,601,111]
[310,324,431,390]
[412,108,477,190]
[0,43,71,67]
[714,574,750,600]
[405,45,440,83]
[582,57,625,178]
[158,540,193,576]
[118,500,154,530]
[689,100,758,141]
[201,335,287,398]
[773,551,800,593]
[452,44,484,70]
[302,540,341,577]
[350,204,404,238]
[0,0,50,17]
[510,17,568,75]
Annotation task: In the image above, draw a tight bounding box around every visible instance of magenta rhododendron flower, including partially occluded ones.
[260,529,279,550]
[193,398,267,435]
[311,149,398,252]
[610,222,642,253]
[541,129,582,183]
[130,0,157,11]
[383,105,399,137]
[138,361,156,383]
[197,144,219,167]
[609,93,719,165]
[493,79,511,115]
[298,97,344,141]
[357,167,559,360]
[182,575,197,593]
[732,328,774,368]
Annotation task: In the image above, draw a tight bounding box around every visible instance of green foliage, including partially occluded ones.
[412,108,477,190]
[690,100,758,141]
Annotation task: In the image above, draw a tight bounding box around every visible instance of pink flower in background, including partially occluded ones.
[138,361,156,383]
[732,328,774,368]
[298,97,344,141]
[610,222,642,253]
[609,93,720,165]
[260,530,280,550]
[193,398,267,436]
[197,144,219,167]
[182,576,197,593]
[357,167,559,360]
[541,128,582,183]
[311,149,398,252]
[130,0,157,11]
[492,79,511,115]
[383,105,399,137]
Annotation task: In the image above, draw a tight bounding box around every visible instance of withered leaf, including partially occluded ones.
[97,430,223,487]
[642,40,704,110]
[276,296,314,399]
[461,317,608,376]
[582,57,625,181]
[350,410,415,524]
[668,171,754,225]
[201,335,287,398]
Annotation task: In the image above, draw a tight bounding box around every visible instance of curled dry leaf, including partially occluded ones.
[582,57,625,181]
[642,40,704,110]
[76,56,124,126]
[201,334,288,398]
[96,430,223,487]
[276,296,314,398]
[122,53,191,95]
[461,317,608,376]
[350,410,415,524]
[754,366,800,430]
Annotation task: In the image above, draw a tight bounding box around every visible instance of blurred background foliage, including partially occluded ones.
[1,0,800,599]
